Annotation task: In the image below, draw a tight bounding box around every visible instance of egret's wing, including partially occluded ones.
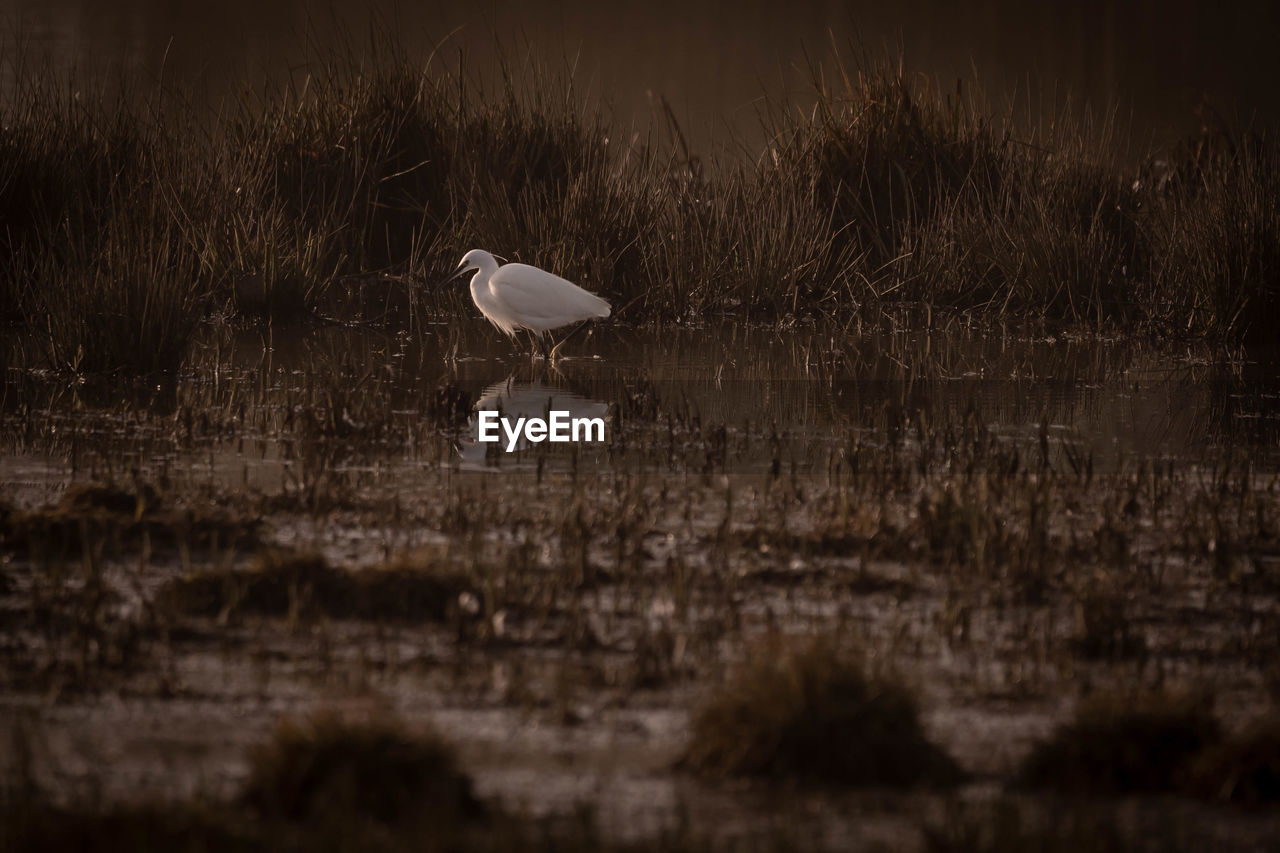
[489,264,610,331]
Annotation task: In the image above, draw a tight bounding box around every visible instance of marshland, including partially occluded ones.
[2,6,1280,851]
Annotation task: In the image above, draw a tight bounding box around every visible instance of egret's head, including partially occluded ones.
[454,249,495,274]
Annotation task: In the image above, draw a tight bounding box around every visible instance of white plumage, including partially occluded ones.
[454,249,611,342]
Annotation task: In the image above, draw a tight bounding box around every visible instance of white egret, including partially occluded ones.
[452,249,610,359]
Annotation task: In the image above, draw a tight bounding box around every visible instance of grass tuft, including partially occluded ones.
[1186,715,1280,806]
[1016,691,1221,795]
[679,636,963,788]
[243,714,485,827]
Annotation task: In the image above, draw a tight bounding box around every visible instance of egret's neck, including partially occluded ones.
[466,256,499,301]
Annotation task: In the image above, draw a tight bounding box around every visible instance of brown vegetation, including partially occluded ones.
[680,636,963,788]
[2,37,1278,374]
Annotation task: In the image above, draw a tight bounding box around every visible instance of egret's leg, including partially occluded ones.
[548,321,592,361]
[536,334,551,361]
[520,330,540,359]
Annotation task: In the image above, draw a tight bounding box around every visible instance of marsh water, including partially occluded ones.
[3,319,1280,845]
[6,320,1279,488]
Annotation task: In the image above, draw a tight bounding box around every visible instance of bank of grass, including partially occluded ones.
[166,549,477,625]
[0,480,260,560]
[7,713,1272,852]
[2,39,1277,374]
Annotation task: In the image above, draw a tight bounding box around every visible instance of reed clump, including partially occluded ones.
[1016,691,1221,795]
[1143,136,1280,341]
[679,636,963,788]
[243,715,485,827]
[1186,715,1280,806]
[0,82,208,373]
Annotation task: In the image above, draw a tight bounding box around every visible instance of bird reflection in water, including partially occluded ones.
[458,373,610,468]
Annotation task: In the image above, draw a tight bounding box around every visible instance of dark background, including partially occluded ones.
[2,0,1276,157]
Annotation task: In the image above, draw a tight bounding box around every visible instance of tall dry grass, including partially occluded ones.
[1,37,1276,374]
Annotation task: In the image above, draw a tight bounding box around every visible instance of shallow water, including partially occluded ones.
[5,321,1278,492]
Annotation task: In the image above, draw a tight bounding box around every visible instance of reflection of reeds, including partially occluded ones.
[3,33,1277,373]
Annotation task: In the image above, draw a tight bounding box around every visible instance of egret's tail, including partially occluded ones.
[595,296,611,319]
